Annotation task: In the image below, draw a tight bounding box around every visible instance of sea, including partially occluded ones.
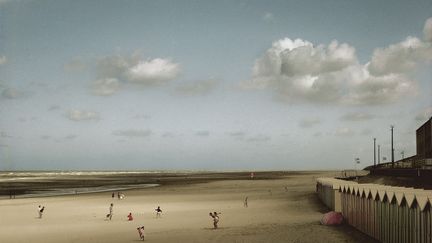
[0,171,163,199]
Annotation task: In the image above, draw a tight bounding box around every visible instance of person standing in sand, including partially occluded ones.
[155,206,162,218]
[106,203,114,220]
[209,212,221,229]
[137,226,145,241]
[37,205,45,219]
[244,196,248,207]
[127,212,133,221]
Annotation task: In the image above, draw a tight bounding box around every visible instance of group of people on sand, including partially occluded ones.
[111,192,125,200]
[36,190,228,241]
[105,203,163,221]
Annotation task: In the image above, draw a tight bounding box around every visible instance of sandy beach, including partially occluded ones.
[0,171,377,243]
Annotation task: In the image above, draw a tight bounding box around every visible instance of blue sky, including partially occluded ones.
[0,0,431,170]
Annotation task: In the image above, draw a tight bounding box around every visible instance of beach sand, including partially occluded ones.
[0,171,377,243]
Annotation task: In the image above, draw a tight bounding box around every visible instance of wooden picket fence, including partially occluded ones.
[317,178,432,243]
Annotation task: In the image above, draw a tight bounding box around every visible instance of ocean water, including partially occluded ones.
[0,171,162,199]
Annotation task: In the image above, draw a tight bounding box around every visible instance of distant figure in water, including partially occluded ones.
[106,203,113,220]
[137,226,145,241]
[117,192,120,200]
[155,206,162,218]
[127,212,133,221]
[38,205,45,219]
[244,196,248,207]
[209,212,221,229]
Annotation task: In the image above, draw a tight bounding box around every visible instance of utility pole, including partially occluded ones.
[378,145,381,164]
[391,125,395,168]
[373,138,376,167]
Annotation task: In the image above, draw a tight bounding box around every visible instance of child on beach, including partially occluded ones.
[209,212,221,229]
[38,205,45,219]
[127,212,133,221]
[155,206,162,218]
[106,203,113,220]
[137,226,145,241]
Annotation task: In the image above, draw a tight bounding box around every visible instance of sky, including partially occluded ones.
[0,0,431,171]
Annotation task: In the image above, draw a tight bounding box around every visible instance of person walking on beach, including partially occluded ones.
[106,203,114,220]
[155,206,162,218]
[137,226,145,241]
[244,196,248,208]
[37,205,45,219]
[111,192,115,199]
[209,212,221,229]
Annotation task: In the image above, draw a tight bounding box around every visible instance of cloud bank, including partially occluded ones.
[66,109,100,121]
[93,54,181,95]
[242,17,432,105]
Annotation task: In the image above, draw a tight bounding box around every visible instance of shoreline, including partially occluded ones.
[0,170,317,198]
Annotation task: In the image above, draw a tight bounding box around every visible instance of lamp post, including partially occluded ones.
[373,138,376,167]
[391,125,395,167]
[355,158,360,178]
[378,145,381,165]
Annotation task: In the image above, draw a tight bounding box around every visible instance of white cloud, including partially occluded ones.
[127,58,180,84]
[64,58,86,72]
[244,22,428,105]
[368,36,432,76]
[112,129,152,138]
[0,55,6,65]
[1,87,20,99]
[299,118,321,128]
[40,135,51,140]
[253,38,357,78]
[0,131,12,138]
[161,132,175,138]
[96,54,139,80]
[175,79,218,96]
[64,134,78,140]
[195,131,210,137]
[360,129,372,136]
[313,132,322,137]
[94,54,180,92]
[228,131,246,137]
[424,17,432,42]
[345,72,416,105]
[340,112,375,121]
[66,109,100,121]
[227,131,246,140]
[48,105,61,111]
[415,107,432,121]
[92,78,121,96]
[247,134,271,142]
[335,127,355,137]
[262,12,274,22]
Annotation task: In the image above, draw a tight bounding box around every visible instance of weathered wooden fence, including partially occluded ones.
[317,178,432,243]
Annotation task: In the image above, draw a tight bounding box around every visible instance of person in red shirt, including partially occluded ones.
[127,212,133,221]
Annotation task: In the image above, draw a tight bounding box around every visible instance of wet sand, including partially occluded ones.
[0,171,377,243]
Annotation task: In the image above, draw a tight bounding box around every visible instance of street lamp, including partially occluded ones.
[354,158,360,178]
